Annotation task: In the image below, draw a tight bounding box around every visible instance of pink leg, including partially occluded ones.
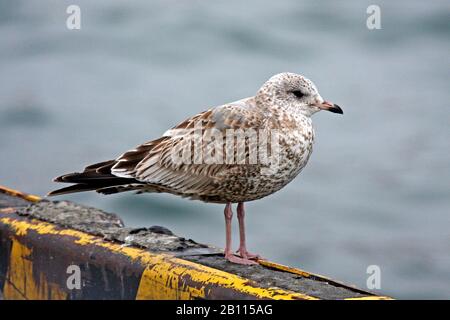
[223,203,257,265]
[236,202,261,260]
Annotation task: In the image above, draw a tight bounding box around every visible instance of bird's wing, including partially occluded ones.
[110,97,265,196]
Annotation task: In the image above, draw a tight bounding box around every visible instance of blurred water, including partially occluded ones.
[0,0,449,299]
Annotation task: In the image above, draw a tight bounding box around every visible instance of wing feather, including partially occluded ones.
[110,97,265,197]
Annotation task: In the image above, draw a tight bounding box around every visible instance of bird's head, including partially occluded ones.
[256,72,343,117]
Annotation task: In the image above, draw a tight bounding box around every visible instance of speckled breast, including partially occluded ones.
[209,115,315,203]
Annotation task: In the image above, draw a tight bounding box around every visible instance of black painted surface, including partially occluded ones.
[0,230,12,295]
[0,189,375,299]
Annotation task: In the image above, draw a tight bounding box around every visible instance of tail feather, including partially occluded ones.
[54,171,122,183]
[47,183,101,196]
[84,160,117,174]
[48,159,140,196]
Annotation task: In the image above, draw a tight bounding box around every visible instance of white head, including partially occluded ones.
[256,72,343,117]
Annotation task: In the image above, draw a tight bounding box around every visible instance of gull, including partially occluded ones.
[49,72,343,265]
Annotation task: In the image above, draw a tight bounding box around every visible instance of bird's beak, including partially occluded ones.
[317,101,343,114]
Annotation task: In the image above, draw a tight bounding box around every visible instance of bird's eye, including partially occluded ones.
[292,90,305,99]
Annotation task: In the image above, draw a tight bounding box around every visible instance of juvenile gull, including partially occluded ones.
[49,72,343,265]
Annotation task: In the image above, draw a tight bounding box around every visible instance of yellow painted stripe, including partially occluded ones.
[345,296,393,300]
[260,259,388,299]
[0,185,41,203]
[3,238,67,300]
[1,185,391,300]
[0,215,319,300]
[258,260,312,278]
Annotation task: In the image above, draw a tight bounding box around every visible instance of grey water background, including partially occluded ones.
[0,0,449,299]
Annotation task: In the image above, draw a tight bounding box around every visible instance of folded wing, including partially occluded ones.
[49,97,265,200]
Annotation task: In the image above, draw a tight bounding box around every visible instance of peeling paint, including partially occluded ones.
[0,185,389,300]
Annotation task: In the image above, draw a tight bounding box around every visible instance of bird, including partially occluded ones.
[48,72,343,265]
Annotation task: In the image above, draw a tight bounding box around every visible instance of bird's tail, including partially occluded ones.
[47,160,139,196]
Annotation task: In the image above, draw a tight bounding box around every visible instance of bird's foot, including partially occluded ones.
[236,248,261,261]
[224,251,258,265]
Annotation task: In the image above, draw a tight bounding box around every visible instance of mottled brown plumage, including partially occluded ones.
[49,72,343,264]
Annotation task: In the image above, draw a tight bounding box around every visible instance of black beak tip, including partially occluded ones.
[330,104,343,114]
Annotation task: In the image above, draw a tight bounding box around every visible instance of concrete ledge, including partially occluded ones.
[0,185,391,300]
